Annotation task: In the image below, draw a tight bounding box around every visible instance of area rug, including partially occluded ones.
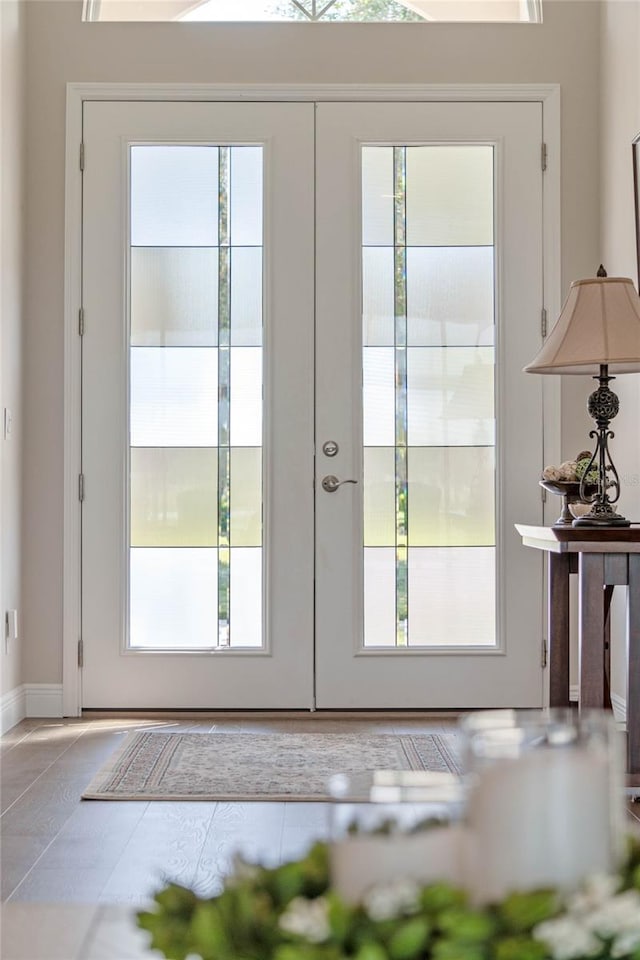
[82,731,461,801]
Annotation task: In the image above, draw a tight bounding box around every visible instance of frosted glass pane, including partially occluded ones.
[363,247,395,346]
[230,448,262,546]
[364,448,396,546]
[131,348,218,447]
[131,448,217,547]
[407,347,494,446]
[131,248,218,347]
[230,348,262,446]
[231,247,262,346]
[131,146,218,247]
[130,548,217,649]
[407,247,494,347]
[406,147,493,247]
[362,148,394,246]
[363,548,396,648]
[408,547,495,646]
[363,348,395,446]
[230,548,262,648]
[230,147,263,246]
[408,447,495,547]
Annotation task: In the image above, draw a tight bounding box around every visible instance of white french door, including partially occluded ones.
[80,97,544,710]
[81,101,315,708]
[314,102,544,707]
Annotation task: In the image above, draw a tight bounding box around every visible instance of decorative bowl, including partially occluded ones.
[539,479,597,526]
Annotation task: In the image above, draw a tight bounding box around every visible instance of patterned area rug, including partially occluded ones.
[82,731,461,801]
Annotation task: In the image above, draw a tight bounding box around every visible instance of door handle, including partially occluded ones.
[321,475,359,494]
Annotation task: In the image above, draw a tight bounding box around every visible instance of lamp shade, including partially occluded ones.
[524,277,640,375]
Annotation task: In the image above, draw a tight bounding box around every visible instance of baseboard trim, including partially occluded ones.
[0,685,27,735]
[24,684,64,718]
[568,685,626,726]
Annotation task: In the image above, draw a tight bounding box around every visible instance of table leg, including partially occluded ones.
[579,553,605,709]
[548,552,571,707]
[603,585,613,710]
[628,554,640,777]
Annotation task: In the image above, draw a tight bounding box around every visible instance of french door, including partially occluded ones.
[80,98,544,709]
[314,102,544,707]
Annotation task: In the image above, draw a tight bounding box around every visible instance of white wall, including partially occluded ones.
[23,0,601,689]
[0,0,26,701]
[600,0,640,709]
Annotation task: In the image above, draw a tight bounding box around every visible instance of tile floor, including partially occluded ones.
[1,714,638,960]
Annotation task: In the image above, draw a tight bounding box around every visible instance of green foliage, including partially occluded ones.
[621,834,640,891]
[575,457,599,486]
[137,837,640,960]
[496,891,559,935]
[273,0,422,21]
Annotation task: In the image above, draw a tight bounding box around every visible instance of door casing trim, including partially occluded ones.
[63,81,561,716]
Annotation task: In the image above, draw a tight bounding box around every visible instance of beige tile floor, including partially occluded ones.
[1,714,638,960]
[0,903,154,959]
[0,714,461,959]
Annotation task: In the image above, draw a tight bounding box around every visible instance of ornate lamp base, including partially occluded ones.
[571,363,630,528]
[573,504,631,527]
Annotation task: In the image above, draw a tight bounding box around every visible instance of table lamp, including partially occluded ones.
[524,266,640,527]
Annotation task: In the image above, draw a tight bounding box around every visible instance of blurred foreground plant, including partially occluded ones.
[138,834,640,960]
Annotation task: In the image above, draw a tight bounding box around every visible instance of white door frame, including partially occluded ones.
[63,81,561,717]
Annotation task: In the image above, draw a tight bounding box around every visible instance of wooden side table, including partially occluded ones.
[516,524,640,790]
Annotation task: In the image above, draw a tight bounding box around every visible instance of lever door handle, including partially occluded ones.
[321,475,359,494]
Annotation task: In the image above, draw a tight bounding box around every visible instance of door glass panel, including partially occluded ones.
[130,548,218,649]
[406,247,494,347]
[362,144,496,648]
[131,247,219,346]
[230,147,263,246]
[408,547,495,647]
[128,144,264,650]
[131,146,219,246]
[362,147,394,246]
[231,247,263,345]
[130,348,218,447]
[230,347,263,446]
[363,348,395,446]
[363,247,395,346]
[406,347,495,447]
[363,447,396,546]
[230,448,262,546]
[230,549,262,648]
[363,548,397,648]
[408,447,495,547]
[130,448,218,546]
[405,146,494,246]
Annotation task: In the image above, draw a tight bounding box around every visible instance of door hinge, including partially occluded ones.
[79,307,85,337]
[541,142,547,172]
[78,473,85,502]
[541,637,548,668]
[541,307,548,338]
[80,142,85,171]
[78,639,84,668]
[541,485,547,503]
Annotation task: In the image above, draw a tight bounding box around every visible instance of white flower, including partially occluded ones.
[363,878,420,922]
[611,930,640,958]
[533,917,601,960]
[567,873,621,914]
[585,890,640,939]
[278,896,331,943]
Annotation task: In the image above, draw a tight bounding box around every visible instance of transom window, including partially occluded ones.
[84,0,542,23]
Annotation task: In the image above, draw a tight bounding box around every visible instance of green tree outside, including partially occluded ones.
[274,0,422,22]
